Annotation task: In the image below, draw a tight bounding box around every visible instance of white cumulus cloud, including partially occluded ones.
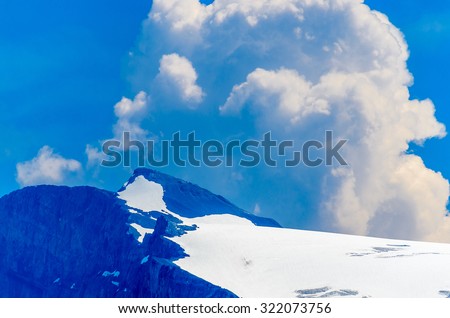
[85,91,150,168]
[220,68,329,124]
[129,0,450,242]
[113,91,149,140]
[157,53,205,106]
[16,146,82,187]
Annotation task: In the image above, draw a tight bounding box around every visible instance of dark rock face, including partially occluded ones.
[0,185,236,298]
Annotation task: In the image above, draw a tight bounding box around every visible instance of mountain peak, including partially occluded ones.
[120,168,281,228]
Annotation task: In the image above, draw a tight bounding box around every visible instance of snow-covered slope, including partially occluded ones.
[119,170,450,298]
[2,168,450,298]
[172,216,450,298]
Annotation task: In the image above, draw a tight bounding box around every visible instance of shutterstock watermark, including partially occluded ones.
[101,131,348,168]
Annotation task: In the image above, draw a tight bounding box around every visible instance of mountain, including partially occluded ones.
[0,168,277,297]
[1,168,450,298]
[122,168,280,227]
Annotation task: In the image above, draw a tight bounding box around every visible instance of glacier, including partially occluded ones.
[1,168,450,298]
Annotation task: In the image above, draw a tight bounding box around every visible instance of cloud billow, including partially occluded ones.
[16,146,81,187]
[157,53,205,106]
[125,0,450,242]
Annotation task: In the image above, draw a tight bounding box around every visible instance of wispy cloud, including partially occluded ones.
[16,146,81,187]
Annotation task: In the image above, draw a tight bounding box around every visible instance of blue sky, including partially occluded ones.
[1,0,151,193]
[1,0,450,241]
